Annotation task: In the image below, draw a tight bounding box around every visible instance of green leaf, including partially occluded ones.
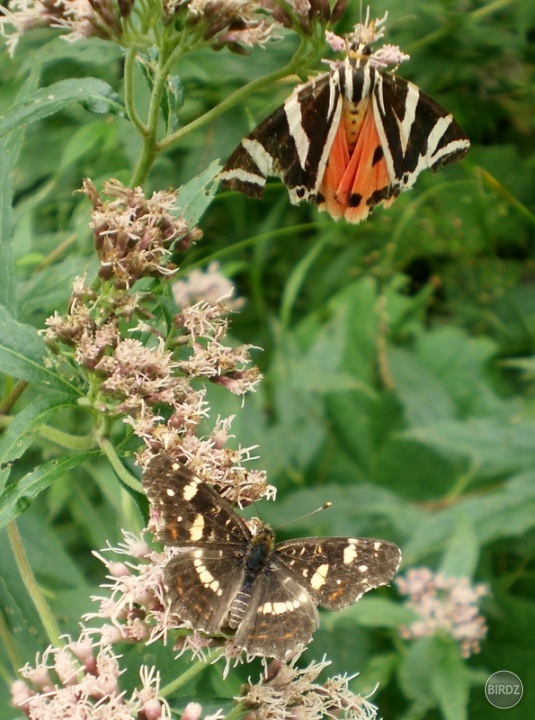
[0,451,100,528]
[431,638,470,720]
[0,305,81,393]
[440,512,479,579]
[0,139,16,314]
[0,527,50,664]
[388,346,456,426]
[350,652,399,696]
[175,159,221,227]
[416,327,499,416]
[57,121,116,172]
[0,78,124,137]
[163,74,184,134]
[398,634,469,719]
[402,416,535,480]
[403,472,535,563]
[324,597,416,630]
[0,64,39,310]
[0,394,78,487]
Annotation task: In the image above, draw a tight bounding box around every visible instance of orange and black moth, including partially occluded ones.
[221,38,470,224]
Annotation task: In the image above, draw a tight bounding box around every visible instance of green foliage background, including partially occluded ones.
[0,0,534,718]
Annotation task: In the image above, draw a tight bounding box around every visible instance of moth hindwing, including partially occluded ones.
[221,20,469,224]
[143,454,402,659]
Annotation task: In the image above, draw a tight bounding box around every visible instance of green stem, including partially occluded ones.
[407,0,513,52]
[129,45,177,187]
[159,645,224,696]
[224,701,249,720]
[0,602,22,677]
[37,425,96,451]
[99,436,142,492]
[124,47,148,136]
[478,168,535,225]
[158,38,311,151]
[0,380,27,415]
[7,521,62,648]
[180,222,318,273]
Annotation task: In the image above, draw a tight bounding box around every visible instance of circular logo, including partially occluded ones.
[485,670,523,709]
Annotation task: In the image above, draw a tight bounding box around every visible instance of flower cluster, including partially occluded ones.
[395,567,489,658]
[11,631,170,720]
[0,0,350,53]
[45,180,268,503]
[239,656,378,720]
[85,532,171,647]
[0,0,134,52]
[83,179,201,290]
[263,0,348,37]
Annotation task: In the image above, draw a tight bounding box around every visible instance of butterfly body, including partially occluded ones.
[144,455,401,659]
[221,37,469,223]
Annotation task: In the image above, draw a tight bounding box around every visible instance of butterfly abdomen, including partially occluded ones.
[228,525,276,629]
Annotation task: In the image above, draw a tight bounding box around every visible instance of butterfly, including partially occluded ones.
[143,454,402,659]
[221,14,469,224]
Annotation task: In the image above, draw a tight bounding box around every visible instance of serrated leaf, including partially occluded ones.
[388,346,456,426]
[0,305,81,393]
[175,160,221,227]
[403,471,535,563]
[0,451,100,528]
[402,417,535,479]
[0,78,124,137]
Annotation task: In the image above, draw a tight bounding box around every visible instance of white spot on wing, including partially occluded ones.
[343,541,358,565]
[183,482,198,501]
[189,514,205,542]
[311,563,329,590]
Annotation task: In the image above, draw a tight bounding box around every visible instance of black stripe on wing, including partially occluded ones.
[375,72,469,190]
[221,71,339,203]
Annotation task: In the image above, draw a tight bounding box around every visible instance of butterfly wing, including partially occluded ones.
[275,537,402,611]
[142,455,250,548]
[374,72,470,194]
[221,70,342,205]
[164,548,246,634]
[233,556,319,659]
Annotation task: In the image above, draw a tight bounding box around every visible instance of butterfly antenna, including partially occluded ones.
[276,502,332,530]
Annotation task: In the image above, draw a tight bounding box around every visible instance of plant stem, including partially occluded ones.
[99,436,142,492]
[224,700,249,720]
[159,58,301,151]
[7,520,62,648]
[0,379,27,414]
[159,645,224,696]
[38,424,96,451]
[129,47,174,187]
[124,47,148,136]
[158,36,316,151]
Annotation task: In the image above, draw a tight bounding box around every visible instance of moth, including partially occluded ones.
[144,454,401,659]
[221,14,470,223]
